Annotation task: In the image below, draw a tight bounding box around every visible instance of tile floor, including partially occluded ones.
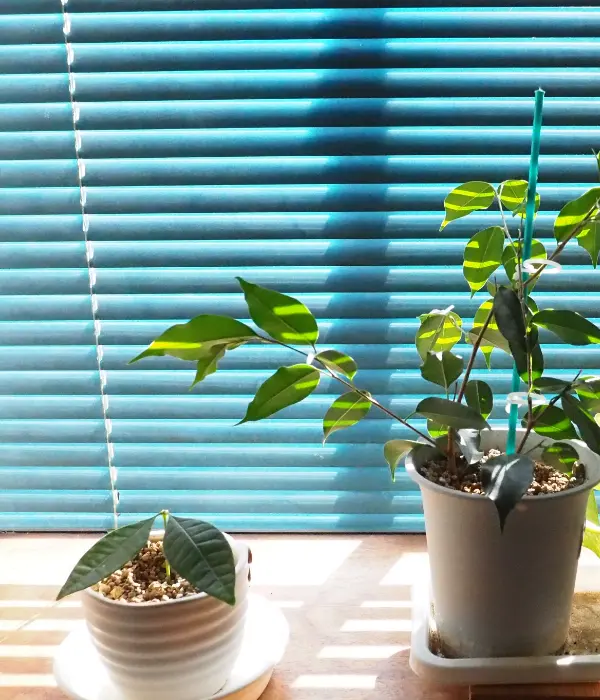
[0,533,598,699]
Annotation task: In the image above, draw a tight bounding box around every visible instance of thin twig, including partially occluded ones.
[515,371,582,452]
[524,209,600,289]
[262,336,437,447]
[496,190,517,249]
[456,306,495,403]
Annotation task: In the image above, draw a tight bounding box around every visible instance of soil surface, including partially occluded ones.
[420,448,584,496]
[92,541,200,603]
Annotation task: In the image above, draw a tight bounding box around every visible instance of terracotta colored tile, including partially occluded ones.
[0,690,66,700]
[1,630,69,647]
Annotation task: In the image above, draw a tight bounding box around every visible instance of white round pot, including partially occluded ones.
[81,535,250,700]
[406,429,600,659]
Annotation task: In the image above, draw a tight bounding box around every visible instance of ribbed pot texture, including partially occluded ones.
[406,430,600,659]
[82,537,250,700]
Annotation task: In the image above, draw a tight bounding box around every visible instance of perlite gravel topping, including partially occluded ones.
[420,448,584,496]
[92,540,199,603]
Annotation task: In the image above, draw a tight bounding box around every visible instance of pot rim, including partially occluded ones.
[405,430,600,503]
[83,534,248,608]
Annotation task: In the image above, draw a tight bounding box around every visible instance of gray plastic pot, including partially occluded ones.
[405,429,600,659]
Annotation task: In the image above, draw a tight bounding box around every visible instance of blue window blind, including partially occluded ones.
[3,1,600,531]
[0,1,115,530]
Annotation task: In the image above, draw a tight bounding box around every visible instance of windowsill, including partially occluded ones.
[0,533,595,699]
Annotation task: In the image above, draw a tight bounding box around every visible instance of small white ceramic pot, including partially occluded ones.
[81,535,250,700]
[406,429,600,659]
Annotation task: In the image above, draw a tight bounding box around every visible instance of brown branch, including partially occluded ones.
[524,209,600,289]
[515,372,581,453]
[264,337,438,447]
[456,306,495,403]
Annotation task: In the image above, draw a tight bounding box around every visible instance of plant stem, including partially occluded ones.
[446,429,457,473]
[161,510,172,581]
[515,372,581,453]
[496,191,517,249]
[262,337,438,447]
[456,306,495,403]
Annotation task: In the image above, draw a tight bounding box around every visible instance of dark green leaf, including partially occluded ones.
[499,179,540,218]
[530,334,544,383]
[577,220,600,269]
[416,397,489,431]
[562,394,600,454]
[533,376,572,393]
[57,516,156,600]
[384,439,421,480]
[527,297,539,316]
[440,181,495,230]
[541,442,579,474]
[502,239,546,286]
[164,516,235,605]
[462,226,504,295]
[323,391,371,444]
[523,405,578,440]
[237,277,318,346]
[457,429,484,465]
[239,364,320,424]
[576,378,600,413]
[583,491,600,558]
[415,311,462,360]
[493,286,527,352]
[420,351,464,391]
[315,349,358,380]
[464,380,493,420]
[130,316,258,363]
[427,420,448,439]
[493,286,528,377]
[480,454,534,531]
[532,309,600,346]
[554,187,600,242]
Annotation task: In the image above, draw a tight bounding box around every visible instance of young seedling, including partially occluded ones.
[57,511,236,605]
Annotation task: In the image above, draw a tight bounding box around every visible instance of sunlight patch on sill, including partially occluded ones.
[248,538,361,586]
[25,619,82,632]
[319,644,408,659]
[380,552,429,586]
[0,674,56,687]
[0,645,57,658]
[272,600,304,609]
[293,674,377,689]
[0,600,81,608]
[341,619,413,632]
[361,600,412,609]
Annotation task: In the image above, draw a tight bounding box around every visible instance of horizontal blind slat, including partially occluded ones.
[70,69,600,101]
[80,183,592,214]
[69,39,600,72]
[80,155,599,186]
[75,98,600,129]
[66,9,600,42]
[76,127,600,157]
[101,368,569,397]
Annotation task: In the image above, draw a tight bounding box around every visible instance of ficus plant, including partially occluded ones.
[58,159,600,593]
[127,162,600,535]
[57,511,236,604]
